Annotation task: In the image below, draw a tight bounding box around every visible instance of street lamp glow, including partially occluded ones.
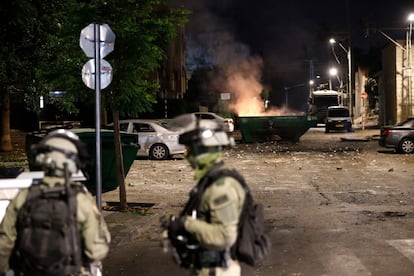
[329,67,338,76]
[329,38,336,44]
[408,13,414,22]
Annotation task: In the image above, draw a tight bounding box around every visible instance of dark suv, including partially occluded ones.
[325,106,352,133]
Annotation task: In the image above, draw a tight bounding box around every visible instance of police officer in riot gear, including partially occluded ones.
[165,114,246,276]
[0,129,111,275]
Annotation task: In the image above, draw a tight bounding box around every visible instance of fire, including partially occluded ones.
[225,58,303,117]
[227,72,265,116]
[223,57,268,116]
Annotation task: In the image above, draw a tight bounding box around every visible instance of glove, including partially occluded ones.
[168,216,186,234]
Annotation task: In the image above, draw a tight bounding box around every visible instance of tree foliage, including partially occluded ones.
[0,0,188,137]
[0,0,188,118]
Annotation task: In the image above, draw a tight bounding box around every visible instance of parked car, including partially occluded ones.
[107,119,186,160]
[325,106,352,133]
[379,117,414,154]
[192,112,235,132]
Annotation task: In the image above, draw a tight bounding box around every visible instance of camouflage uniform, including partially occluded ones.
[184,160,245,275]
[0,176,111,275]
[167,114,245,276]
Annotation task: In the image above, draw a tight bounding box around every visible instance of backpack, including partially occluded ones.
[207,168,271,266]
[175,162,271,267]
[10,181,83,275]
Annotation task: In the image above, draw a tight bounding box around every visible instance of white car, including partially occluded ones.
[109,119,186,160]
[192,112,235,132]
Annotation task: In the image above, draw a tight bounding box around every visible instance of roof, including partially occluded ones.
[312,90,340,96]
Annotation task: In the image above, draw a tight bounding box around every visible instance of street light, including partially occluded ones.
[328,67,338,90]
[329,37,352,116]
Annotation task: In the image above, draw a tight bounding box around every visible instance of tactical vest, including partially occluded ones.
[10,181,84,276]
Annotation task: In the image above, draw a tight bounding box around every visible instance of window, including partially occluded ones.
[133,123,154,133]
[120,123,129,131]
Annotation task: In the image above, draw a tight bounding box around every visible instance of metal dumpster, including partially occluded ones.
[25,128,139,194]
[237,115,317,143]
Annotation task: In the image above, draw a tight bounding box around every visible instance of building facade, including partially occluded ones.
[381,42,414,125]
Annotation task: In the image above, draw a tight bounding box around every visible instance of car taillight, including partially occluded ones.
[382,129,392,135]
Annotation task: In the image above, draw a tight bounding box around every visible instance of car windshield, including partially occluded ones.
[328,108,349,117]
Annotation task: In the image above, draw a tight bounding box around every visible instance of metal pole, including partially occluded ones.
[94,24,102,210]
[309,60,314,97]
[285,89,288,107]
[336,41,352,117]
[347,45,352,118]
[409,22,413,117]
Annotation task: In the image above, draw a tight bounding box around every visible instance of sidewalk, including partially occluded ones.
[102,202,168,246]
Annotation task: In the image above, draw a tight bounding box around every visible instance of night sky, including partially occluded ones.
[174,0,414,110]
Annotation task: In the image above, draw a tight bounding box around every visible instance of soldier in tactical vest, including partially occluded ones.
[0,129,111,275]
[165,114,246,276]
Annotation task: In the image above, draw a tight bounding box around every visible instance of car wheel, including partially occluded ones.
[325,128,329,133]
[399,138,414,154]
[149,143,169,160]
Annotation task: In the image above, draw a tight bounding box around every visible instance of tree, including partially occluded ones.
[0,1,39,151]
[0,0,85,151]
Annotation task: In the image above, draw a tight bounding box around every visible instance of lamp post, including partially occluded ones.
[309,79,315,96]
[329,38,352,116]
[329,67,338,90]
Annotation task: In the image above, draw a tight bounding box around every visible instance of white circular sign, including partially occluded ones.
[81,59,113,90]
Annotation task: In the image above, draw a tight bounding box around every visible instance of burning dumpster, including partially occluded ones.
[237,115,317,143]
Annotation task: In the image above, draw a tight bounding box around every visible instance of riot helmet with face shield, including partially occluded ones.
[170,114,234,174]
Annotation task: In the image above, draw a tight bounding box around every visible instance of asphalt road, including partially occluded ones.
[102,127,414,276]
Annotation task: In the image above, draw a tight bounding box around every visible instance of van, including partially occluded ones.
[325,106,352,133]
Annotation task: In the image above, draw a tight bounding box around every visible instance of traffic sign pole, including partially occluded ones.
[94,23,102,210]
[80,23,115,210]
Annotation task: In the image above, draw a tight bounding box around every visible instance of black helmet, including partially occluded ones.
[31,129,89,176]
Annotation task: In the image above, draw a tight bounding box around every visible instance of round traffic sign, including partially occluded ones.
[81,59,113,90]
